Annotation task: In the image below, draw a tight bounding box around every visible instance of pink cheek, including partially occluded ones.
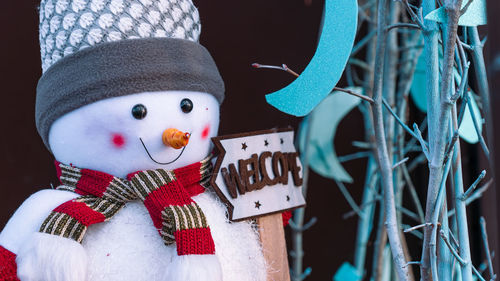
[201,125,210,140]
[111,133,126,148]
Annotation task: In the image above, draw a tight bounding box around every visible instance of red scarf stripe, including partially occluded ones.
[172,159,212,197]
[76,169,114,197]
[174,228,215,255]
[144,182,194,208]
[185,184,205,197]
[53,201,106,226]
[142,183,194,228]
[173,162,202,189]
[55,160,63,183]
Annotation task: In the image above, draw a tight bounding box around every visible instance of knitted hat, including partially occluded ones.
[36,0,225,151]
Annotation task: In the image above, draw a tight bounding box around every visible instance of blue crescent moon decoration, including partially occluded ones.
[265,0,358,117]
[298,87,362,183]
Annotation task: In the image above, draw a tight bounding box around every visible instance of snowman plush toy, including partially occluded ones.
[0,0,268,280]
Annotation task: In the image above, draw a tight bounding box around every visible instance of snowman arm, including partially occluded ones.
[0,189,78,254]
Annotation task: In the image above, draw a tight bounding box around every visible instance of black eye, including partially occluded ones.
[180,98,193,113]
[132,104,147,119]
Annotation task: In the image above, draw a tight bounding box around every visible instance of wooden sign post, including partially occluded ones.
[257,214,291,281]
[210,128,305,281]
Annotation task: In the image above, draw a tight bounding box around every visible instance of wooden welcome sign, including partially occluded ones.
[211,128,306,281]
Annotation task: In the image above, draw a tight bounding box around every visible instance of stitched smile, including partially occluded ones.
[139,137,187,165]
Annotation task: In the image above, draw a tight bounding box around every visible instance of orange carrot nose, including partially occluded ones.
[162,128,190,149]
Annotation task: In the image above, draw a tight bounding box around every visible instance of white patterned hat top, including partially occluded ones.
[39,0,201,72]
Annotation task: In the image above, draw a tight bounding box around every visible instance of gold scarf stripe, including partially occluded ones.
[161,202,208,232]
[59,165,82,188]
[60,174,80,186]
[41,211,62,235]
[129,169,176,200]
[199,160,213,189]
[40,212,86,242]
[128,173,155,200]
[102,178,137,202]
[200,176,211,188]
[159,228,176,244]
[174,205,194,230]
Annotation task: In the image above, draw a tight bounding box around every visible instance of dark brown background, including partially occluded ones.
[0,1,498,280]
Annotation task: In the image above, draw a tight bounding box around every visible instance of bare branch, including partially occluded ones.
[401,0,425,29]
[338,151,372,163]
[439,230,467,266]
[351,30,377,56]
[289,217,318,232]
[334,87,374,104]
[251,63,299,77]
[413,123,430,160]
[387,23,420,31]
[381,98,422,142]
[479,217,496,281]
[393,157,410,169]
[404,223,433,233]
[348,57,373,71]
[371,0,410,277]
[251,63,375,103]
[335,180,363,219]
[461,170,486,200]
[460,0,474,15]
[465,91,490,159]
[448,179,493,217]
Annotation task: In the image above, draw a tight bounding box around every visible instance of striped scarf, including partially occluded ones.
[40,157,216,256]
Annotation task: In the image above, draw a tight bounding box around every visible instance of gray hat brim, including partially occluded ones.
[36,37,225,152]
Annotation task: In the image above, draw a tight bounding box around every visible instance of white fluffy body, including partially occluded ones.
[0,189,77,254]
[162,254,222,281]
[81,191,265,281]
[0,91,267,280]
[6,191,266,281]
[16,233,88,281]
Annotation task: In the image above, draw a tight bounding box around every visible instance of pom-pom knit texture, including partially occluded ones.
[39,0,201,72]
[40,157,215,256]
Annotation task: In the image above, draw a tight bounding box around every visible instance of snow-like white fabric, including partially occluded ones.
[48,91,220,178]
[163,255,222,281]
[16,233,88,281]
[6,191,266,281]
[81,192,265,281]
[195,191,267,281]
[39,0,201,72]
[0,189,78,254]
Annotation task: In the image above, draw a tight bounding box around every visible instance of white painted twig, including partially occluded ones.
[461,170,486,201]
[439,230,467,266]
[479,217,496,281]
[370,0,409,279]
[404,223,433,233]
